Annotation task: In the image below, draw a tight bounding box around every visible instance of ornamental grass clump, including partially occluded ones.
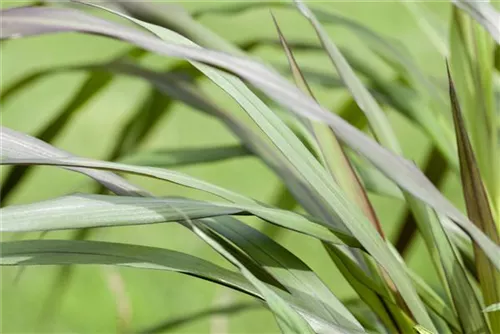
[1,1,499,333]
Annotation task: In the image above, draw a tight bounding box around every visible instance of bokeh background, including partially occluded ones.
[1,1,468,333]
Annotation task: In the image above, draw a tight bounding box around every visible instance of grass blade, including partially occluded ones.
[0,192,358,247]
[272,13,412,331]
[0,238,360,332]
[449,7,498,212]
[484,303,500,314]
[406,271,460,332]
[0,194,240,232]
[452,0,500,44]
[1,239,257,296]
[447,63,500,332]
[184,221,316,334]
[202,216,363,331]
[119,144,250,167]
[0,126,147,197]
[294,1,453,329]
[0,139,358,247]
[271,13,384,237]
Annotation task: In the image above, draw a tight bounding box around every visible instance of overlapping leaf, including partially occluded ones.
[0,128,357,247]
[0,125,147,197]
[2,5,500,333]
[3,7,500,329]
[452,0,500,44]
[184,221,316,334]
[0,192,358,247]
[0,238,356,332]
[448,64,500,332]
[202,216,363,332]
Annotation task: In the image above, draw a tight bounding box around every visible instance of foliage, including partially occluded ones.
[1,1,499,333]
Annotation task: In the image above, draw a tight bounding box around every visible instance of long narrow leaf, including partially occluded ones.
[1,239,257,296]
[448,63,500,331]
[202,216,363,331]
[0,192,358,247]
[452,0,500,44]
[0,126,147,197]
[1,61,399,200]
[0,134,358,247]
[272,14,410,331]
[0,238,362,332]
[184,221,316,334]
[271,13,384,238]
[119,145,250,167]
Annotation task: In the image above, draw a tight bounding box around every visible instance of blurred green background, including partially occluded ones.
[1,1,466,333]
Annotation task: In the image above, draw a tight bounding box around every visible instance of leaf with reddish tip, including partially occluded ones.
[271,13,383,238]
[447,63,500,332]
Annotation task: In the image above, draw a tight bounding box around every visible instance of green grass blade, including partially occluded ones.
[434,212,489,333]
[0,238,361,332]
[0,126,147,197]
[449,7,498,212]
[452,0,500,44]
[447,64,500,332]
[0,192,358,247]
[294,0,400,153]
[272,14,413,331]
[334,242,462,332]
[203,216,363,331]
[272,13,384,237]
[294,1,450,329]
[0,194,241,232]
[484,303,500,314]
[324,244,412,333]
[406,271,460,332]
[119,144,250,167]
[0,147,358,247]
[184,221,316,334]
[1,239,258,296]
